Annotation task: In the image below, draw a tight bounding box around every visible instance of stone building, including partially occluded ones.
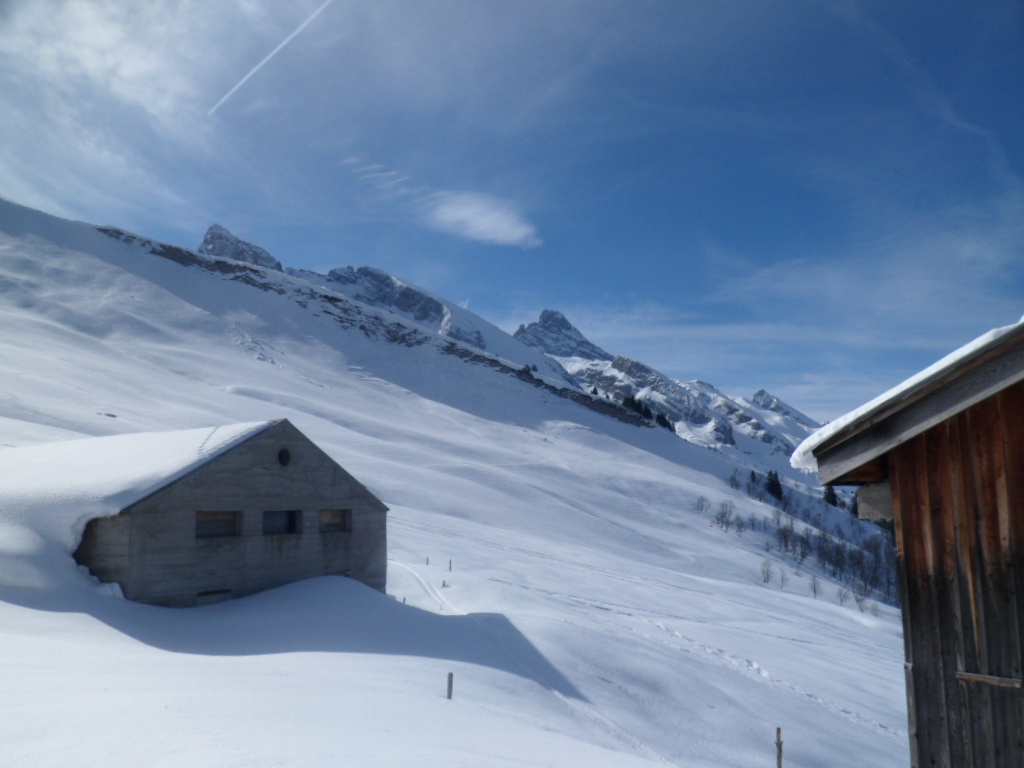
[68,419,388,607]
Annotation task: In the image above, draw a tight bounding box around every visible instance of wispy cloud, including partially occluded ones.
[0,1,217,134]
[419,192,541,248]
[343,158,541,248]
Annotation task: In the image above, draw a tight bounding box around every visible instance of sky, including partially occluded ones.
[1,0,1022,421]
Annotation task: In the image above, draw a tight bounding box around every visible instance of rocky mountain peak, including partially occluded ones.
[751,388,818,429]
[198,224,282,272]
[513,310,613,361]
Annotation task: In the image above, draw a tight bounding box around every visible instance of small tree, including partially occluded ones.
[854,581,871,611]
[765,470,783,501]
[837,587,851,606]
[809,573,821,598]
[824,485,839,507]
[715,501,734,531]
[734,516,746,536]
[778,567,789,589]
[761,559,775,584]
[727,470,741,490]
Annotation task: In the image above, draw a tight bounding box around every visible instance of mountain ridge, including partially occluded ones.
[514,310,818,458]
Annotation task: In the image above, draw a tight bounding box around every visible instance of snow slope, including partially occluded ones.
[0,198,908,767]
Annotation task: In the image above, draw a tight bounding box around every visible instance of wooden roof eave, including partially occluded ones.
[814,324,1024,486]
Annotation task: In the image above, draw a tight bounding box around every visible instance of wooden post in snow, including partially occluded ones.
[776,727,783,767]
[447,672,454,700]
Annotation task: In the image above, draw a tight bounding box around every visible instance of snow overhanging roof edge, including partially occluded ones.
[792,318,1024,482]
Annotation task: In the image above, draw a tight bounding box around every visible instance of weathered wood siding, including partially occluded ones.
[75,420,388,607]
[890,379,1024,767]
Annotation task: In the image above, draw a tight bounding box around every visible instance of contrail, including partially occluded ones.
[208,0,337,116]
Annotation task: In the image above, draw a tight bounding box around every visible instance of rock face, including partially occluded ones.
[198,224,282,271]
[514,309,820,454]
[310,267,573,385]
[327,267,446,326]
[513,310,613,360]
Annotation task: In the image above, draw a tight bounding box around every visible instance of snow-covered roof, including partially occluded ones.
[0,421,276,551]
[792,317,1024,474]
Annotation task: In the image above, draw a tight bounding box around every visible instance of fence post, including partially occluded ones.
[447,672,454,700]
[776,727,783,768]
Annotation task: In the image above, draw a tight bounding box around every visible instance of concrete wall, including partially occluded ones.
[856,481,893,521]
[74,421,388,607]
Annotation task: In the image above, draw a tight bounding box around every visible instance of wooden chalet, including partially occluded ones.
[800,320,1024,768]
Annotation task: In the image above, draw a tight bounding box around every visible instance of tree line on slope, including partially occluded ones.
[705,476,899,607]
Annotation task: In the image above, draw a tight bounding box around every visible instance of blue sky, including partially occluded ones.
[1,1,1022,421]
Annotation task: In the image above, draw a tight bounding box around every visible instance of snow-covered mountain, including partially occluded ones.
[198,223,283,271]
[514,309,614,360]
[515,310,819,459]
[0,198,906,768]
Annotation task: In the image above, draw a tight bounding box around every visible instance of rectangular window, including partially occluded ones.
[196,511,240,539]
[319,509,352,533]
[263,510,301,535]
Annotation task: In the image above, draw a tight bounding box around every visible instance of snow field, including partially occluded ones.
[0,200,909,766]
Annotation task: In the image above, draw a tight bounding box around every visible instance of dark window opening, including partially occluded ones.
[278,448,291,467]
[196,510,241,538]
[319,509,352,533]
[263,510,301,535]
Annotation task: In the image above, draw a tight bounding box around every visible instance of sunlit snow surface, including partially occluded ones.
[0,199,908,767]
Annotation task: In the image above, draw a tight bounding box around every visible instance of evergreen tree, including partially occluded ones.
[765,470,784,501]
[823,484,839,506]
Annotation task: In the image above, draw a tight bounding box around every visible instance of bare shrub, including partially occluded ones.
[714,501,734,531]
[809,574,821,598]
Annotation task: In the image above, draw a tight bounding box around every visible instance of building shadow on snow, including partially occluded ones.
[1,574,584,700]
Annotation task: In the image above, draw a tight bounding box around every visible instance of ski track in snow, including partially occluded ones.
[388,559,464,615]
